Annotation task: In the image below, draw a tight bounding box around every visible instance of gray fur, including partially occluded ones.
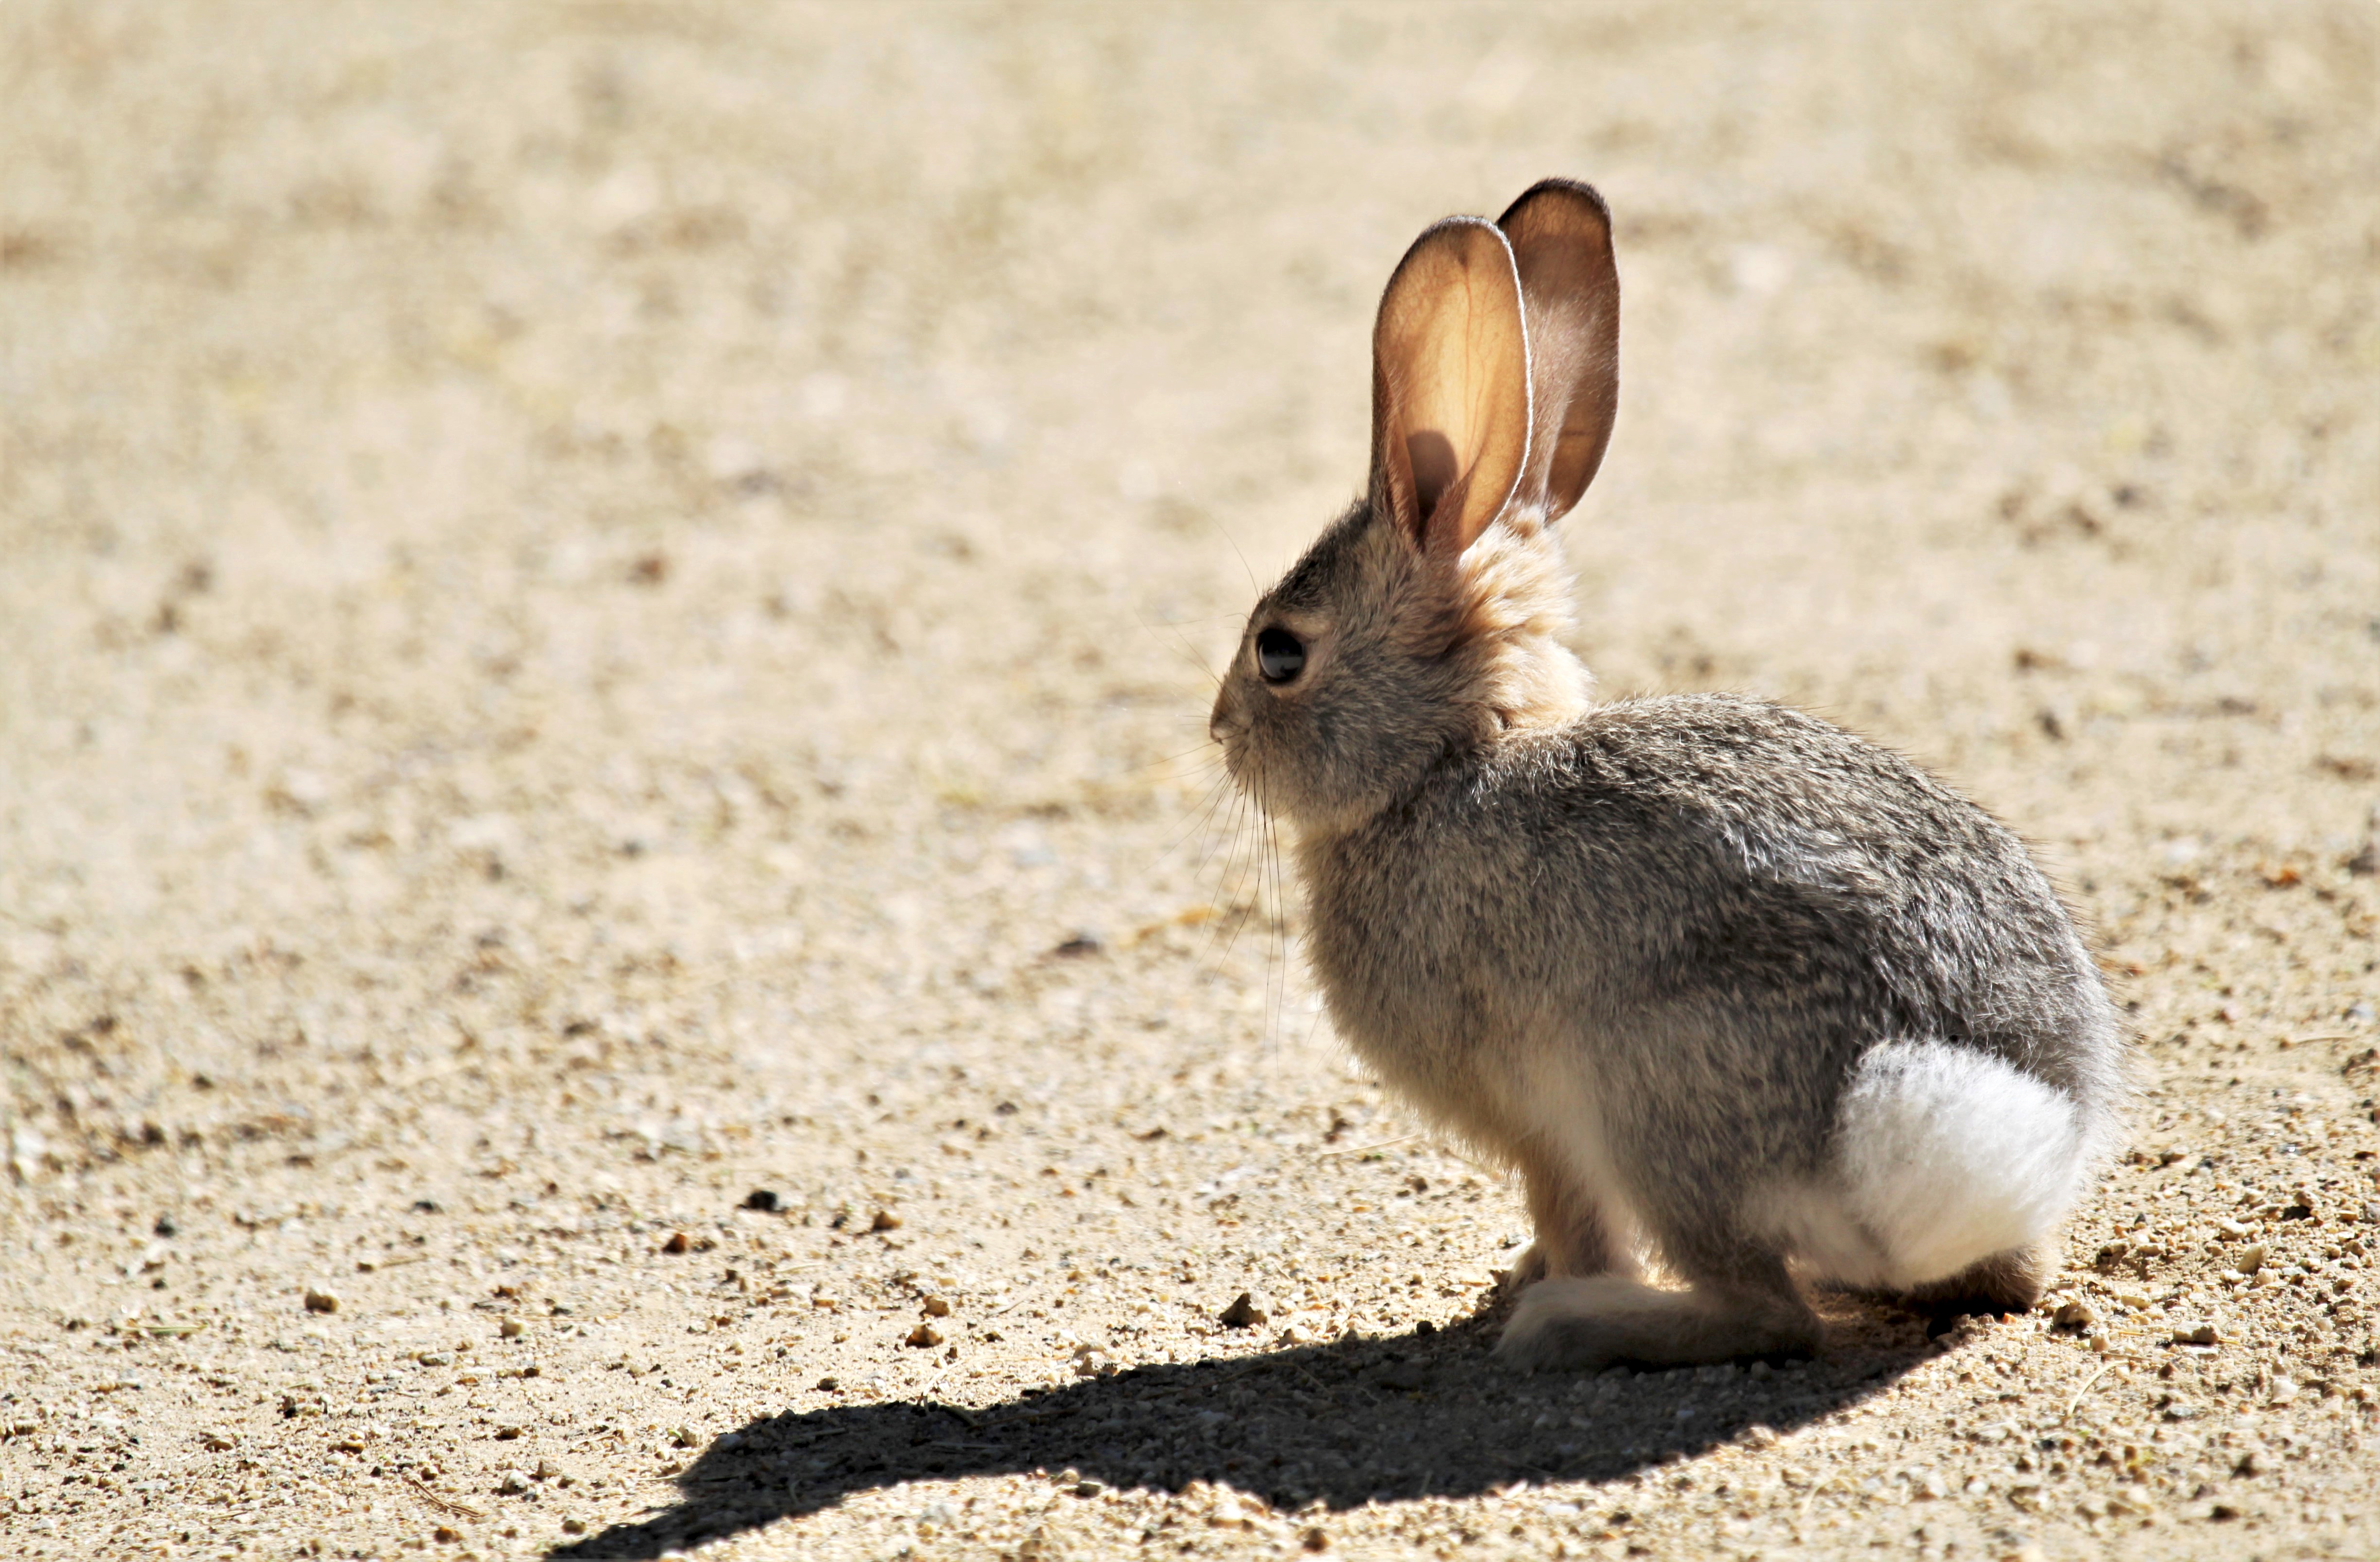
[1208,183,2125,1369]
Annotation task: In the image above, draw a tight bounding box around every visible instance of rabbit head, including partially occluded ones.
[1210,180,1623,835]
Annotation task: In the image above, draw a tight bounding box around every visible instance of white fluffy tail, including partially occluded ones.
[1756,1040,2091,1291]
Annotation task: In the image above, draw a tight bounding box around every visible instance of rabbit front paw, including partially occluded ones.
[1504,1242,1554,1289]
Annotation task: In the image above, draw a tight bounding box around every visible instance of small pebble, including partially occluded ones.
[5,55,2371,1562]
[1218,1292,1268,1328]
[498,1471,529,1495]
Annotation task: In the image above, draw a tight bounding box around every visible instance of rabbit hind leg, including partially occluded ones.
[1900,1243,2051,1327]
[1495,1258,1819,1372]
[1497,1091,1815,1369]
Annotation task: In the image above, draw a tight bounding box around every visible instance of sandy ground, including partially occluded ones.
[3,3,2378,1559]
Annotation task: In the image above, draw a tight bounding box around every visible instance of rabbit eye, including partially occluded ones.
[1255,626,1306,685]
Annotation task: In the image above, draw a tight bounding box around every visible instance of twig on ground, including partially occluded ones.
[1314,1133,1421,1159]
[403,1477,486,1521]
[2064,1360,2121,1421]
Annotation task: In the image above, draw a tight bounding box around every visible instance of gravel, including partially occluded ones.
[2,3,2375,1560]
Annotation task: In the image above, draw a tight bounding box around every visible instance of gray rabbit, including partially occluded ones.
[1207,180,2124,1369]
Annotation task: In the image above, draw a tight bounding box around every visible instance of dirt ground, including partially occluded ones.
[3,3,2378,1559]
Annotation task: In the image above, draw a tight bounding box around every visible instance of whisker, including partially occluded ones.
[1192,787,1247,928]
[1130,741,1228,777]
[1205,796,1264,972]
[1214,884,1261,974]
[1243,771,1272,1055]
[1186,776,1245,881]
[1199,800,1257,971]
[1215,790,1278,987]
[1257,800,1275,1057]
[1135,605,1226,690]
[1264,803,1286,1064]
[1211,516,1261,596]
[1163,771,1236,858]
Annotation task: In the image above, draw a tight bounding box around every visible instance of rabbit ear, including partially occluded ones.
[1496,179,1620,522]
[1370,217,1532,558]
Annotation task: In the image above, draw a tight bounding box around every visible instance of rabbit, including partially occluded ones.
[1206,179,2125,1370]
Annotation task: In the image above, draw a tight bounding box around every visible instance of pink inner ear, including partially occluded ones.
[1369,217,1531,554]
[1406,430,1457,524]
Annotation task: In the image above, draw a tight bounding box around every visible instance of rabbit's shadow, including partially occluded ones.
[552,1308,1957,1559]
